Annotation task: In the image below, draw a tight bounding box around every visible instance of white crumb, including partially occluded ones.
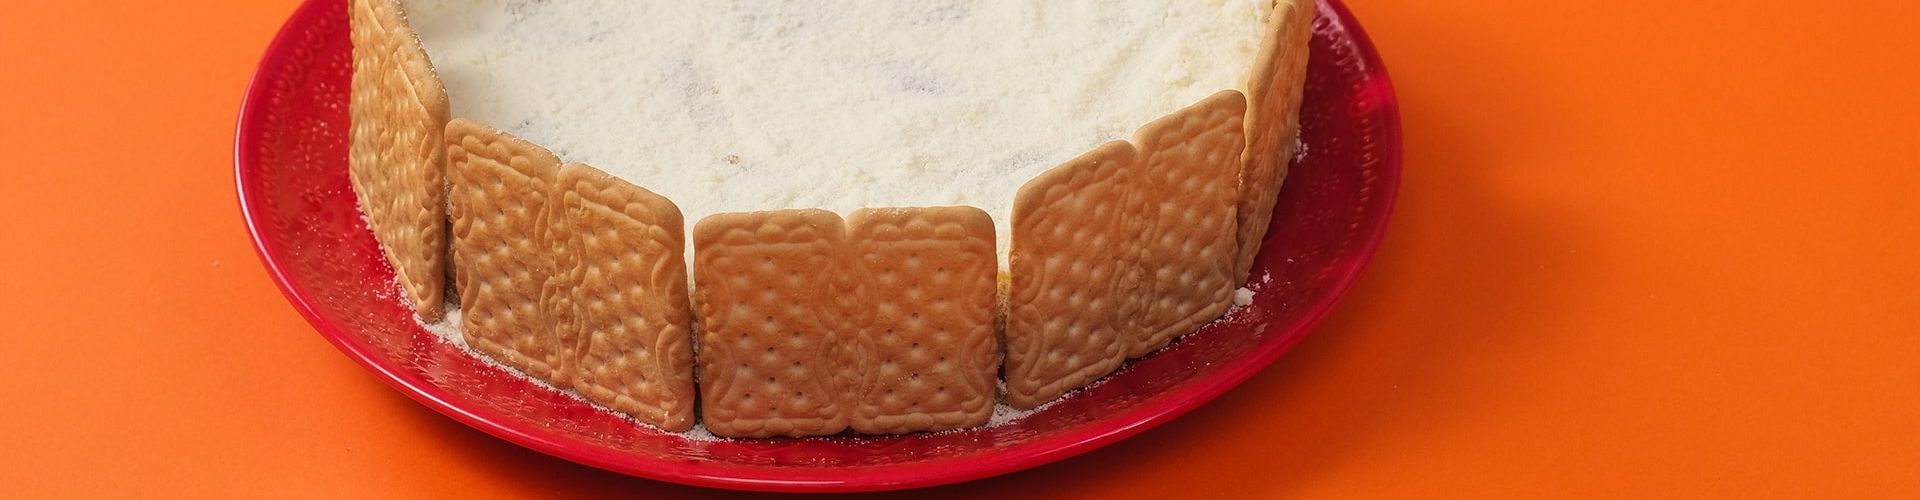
[1232,286,1256,307]
[985,400,1049,428]
[418,305,465,348]
[974,370,1119,430]
[678,425,720,442]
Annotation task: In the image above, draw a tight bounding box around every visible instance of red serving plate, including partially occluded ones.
[235,0,1400,492]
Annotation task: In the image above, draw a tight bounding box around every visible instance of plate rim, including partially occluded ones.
[233,0,1401,492]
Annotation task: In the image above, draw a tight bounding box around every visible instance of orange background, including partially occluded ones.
[3,0,1916,497]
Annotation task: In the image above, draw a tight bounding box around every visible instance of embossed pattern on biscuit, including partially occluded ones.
[846,207,999,434]
[348,0,448,320]
[1234,0,1317,286]
[556,164,698,432]
[1006,141,1143,409]
[693,210,856,438]
[1129,91,1248,358]
[446,119,563,381]
[539,186,577,391]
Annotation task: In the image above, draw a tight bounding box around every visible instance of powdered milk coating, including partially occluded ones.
[405,0,1270,259]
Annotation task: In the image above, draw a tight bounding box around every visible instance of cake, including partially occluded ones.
[349,0,1315,437]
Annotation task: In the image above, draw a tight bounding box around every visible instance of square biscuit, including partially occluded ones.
[553,163,698,432]
[1005,141,1144,409]
[693,210,858,438]
[446,118,565,381]
[1128,90,1248,358]
[348,0,449,320]
[1234,0,1317,285]
[845,207,999,434]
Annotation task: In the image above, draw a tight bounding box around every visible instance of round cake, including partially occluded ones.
[347,0,1316,437]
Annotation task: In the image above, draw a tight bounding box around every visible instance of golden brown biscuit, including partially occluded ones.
[348,0,449,320]
[446,119,563,381]
[845,207,999,434]
[553,163,698,432]
[693,210,858,438]
[539,190,575,390]
[1005,141,1144,409]
[1234,0,1317,285]
[1128,91,1248,358]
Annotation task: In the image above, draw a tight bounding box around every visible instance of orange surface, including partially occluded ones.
[2,0,1917,497]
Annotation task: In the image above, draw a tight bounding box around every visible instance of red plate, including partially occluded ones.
[235,0,1399,492]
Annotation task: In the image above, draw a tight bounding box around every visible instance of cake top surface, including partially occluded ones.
[405,0,1269,258]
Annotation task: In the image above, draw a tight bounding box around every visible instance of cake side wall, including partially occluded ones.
[691,210,857,438]
[356,0,1306,437]
[555,163,699,432]
[446,119,564,381]
[428,93,1257,433]
[347,0,449,320]
[1005,141,1142,409]
[1005,91,1250,407]
[1127,90,1247,357]
[1234,0,1318,285]
[846,207,1001,433]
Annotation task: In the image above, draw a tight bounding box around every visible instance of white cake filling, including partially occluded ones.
[405,0,1270,260]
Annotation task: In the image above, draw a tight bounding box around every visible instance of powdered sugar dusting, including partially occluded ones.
[404,0,1271,264]
[418,304,465,348]
[986,399,1059,428]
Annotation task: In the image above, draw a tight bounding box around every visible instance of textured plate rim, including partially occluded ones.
[233,0,1401,492]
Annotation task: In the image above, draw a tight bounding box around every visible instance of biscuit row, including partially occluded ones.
[443,118,1001,435]
[346,0,1316,436]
